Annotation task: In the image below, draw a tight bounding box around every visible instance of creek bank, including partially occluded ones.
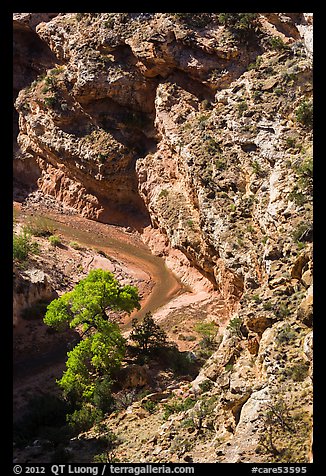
[14,202,223,418]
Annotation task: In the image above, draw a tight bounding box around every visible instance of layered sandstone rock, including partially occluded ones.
[13,13,313,463]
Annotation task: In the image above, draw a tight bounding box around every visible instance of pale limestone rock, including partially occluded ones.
[297,290,313,327]
[303,331,313,362]
[301,269,313,288]
[221,386,270,462]
[13,268,56,327]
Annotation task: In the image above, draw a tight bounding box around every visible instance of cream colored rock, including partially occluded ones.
[297,292,313,327]
[301,269,313,288]
[220,386,270,462]
[13,268,57,328]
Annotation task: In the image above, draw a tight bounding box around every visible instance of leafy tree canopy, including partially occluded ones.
[44,269,141,404]
[44,268,140,333]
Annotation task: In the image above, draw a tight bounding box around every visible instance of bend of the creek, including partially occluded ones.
[13,207,188,383]
[16,207,187,323]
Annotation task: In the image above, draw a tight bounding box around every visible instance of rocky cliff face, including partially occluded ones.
[13,13,313,463]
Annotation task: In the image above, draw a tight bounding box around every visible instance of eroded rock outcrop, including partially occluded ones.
[13,267,57,328]
[13,13,313,463]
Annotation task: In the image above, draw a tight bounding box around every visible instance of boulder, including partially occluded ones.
[13,268,57,327]
[297,287,313,327]
[117,364,150,388]
[244,315,272,335]
[291,252,310,280]
[301,269,313,288]
[303,331,313,362]
[247,336,260,355]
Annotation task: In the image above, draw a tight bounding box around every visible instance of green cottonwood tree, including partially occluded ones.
[44,269,141,404]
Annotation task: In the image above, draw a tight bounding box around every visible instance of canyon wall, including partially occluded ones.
[13,13,313,463]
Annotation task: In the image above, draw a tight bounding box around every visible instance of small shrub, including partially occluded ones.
[44,75,55,87]
[97,153,107,163]
[13,231,39,262]
[201,99,212,110]
[186,219,194,228]
[204,136,221,154]
[103,18,115,29]
[251,294,262,303]
[251,160,264,175]
[171,13,212,28]
[292,223,313,243]
[50,66,65,76]
[227,317,243,337]
[217,13,259,31]
[285,361,310,382]
[199,379,214,393]
[285,137,299,150]
[49,235,61,247]
[296,158,313,191]
[141,400,157,414]
[215,159,226,171]
[93,449,120,463]
[268,36,287,50]
[274,88,285,96]
[92,428,120,463]
[197,113,209,125]
[253,90,263,101]
[76,13,86,21]
[276,324,297,344]
[237,100,248,117]
[248,56,262,71]
[160,347,196,376]
[283,72,296,83]
[274,304,291,319]
[163,397,196,420]
[66,405,102,434]
[95,425,119,448]
[93,452,109,463]
[179,333,196,341]
[197,336,215,360]
[114,389,138,411]
[44,96,57,107]
[194,321,218,338]
[69,241,83,250]
[288,188,306,206]
[295,100,313,128]
[92,378,115,413]
[258,398,294,456]
[182,417,196,429]
[159,189,169,199]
